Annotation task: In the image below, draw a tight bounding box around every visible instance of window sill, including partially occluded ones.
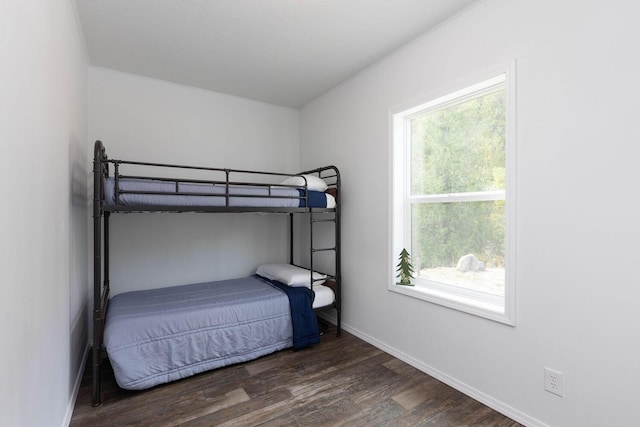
[388,282,514,326]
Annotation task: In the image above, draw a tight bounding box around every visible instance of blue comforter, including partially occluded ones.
[104,275,319,390]
[103,177,329,208]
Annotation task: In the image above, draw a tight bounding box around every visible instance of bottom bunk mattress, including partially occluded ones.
[103,275,319,390]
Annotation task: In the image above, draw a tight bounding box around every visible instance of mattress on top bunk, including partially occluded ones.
[104,276,301,391]
[103,177,336,208]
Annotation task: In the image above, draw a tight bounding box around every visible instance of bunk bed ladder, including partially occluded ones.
[309,209,341,337]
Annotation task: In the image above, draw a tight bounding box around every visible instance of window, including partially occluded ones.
[390,64,515,325]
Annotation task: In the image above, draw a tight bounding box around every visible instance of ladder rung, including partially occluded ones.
[311,247,336,252]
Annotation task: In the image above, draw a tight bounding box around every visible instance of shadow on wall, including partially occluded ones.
[69,136,90,391]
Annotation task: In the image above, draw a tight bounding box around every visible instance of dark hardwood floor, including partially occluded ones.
[70,326,522,426]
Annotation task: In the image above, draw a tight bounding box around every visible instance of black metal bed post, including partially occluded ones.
[92,141,103,407]
[335,174,342,337]
[309,210,314,293]
[104,214,110,285]
[329,166,342,337]
[104,211,110,311]
[114,162,120,205]
[289,213,294,265]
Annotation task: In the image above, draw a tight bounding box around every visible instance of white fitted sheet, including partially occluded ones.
[312,284,335,309]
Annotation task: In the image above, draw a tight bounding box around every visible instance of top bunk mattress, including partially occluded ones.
[103,177,336,209]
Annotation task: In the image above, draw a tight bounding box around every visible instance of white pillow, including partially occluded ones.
[256,263,326,287]
[280,174,328,192]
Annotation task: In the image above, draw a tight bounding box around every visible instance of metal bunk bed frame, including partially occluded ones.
[91,140,341,406]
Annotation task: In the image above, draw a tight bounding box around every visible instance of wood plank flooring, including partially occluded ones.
[70,326,522,426]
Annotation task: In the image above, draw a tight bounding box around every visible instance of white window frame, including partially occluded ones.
[388,62,516,325]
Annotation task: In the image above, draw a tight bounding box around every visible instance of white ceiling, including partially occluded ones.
[76,0,480,108]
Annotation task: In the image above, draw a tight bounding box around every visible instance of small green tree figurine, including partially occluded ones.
[396,248,415,286]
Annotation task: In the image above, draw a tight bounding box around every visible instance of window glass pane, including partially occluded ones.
[410,89,506,196]
[411,201,505,296]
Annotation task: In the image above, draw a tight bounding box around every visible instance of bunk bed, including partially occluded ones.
[91,140,341,406]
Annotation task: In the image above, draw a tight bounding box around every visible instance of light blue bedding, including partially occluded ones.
[103,276,293,390]
[103,177,326,208]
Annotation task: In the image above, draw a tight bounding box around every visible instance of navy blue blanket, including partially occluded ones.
[298,189,327,208]
[256,275,320,349]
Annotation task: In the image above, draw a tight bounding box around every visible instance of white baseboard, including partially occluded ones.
[317,313,546,427]
[62,342,90,427]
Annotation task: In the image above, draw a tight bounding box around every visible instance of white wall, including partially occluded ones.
[88,68,301,295]
[301,1,640,426]
[0,1,89,426]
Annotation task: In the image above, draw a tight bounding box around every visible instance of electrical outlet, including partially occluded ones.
[544,367,564,397]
